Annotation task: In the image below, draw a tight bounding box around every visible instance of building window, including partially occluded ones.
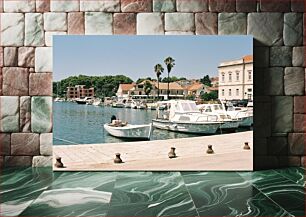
[236,89,239,96]
[236,71,239,81]
[248,70,252,80]
[229,72,232,82]
[221,73,225,82]
[247,88,252,92]
[222,89,224,96]
[229,89,232,96]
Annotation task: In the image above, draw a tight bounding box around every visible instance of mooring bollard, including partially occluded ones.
[168,147,176,159]
[243,142,251,150]
[114,153,123,163]
[206,145,214,154]
[54,157,64,168]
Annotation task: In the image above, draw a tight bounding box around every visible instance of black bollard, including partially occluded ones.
[206,145,214,154]
[168,147,176,159]
[114,153,123,163]
[243,142,251,150]
[54,157,64,168]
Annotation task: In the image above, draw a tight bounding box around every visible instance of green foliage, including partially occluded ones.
[154,64,164,79]
[136,77,152,84]
[164,57,175,73]
[161,76,185,83]
[144,81,153,96]
[186,95,195,100]
[53,74,133,98]
[200,90,218,101]
[200,75,212,87]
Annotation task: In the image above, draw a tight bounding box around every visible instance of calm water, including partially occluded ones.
[53,102,251,145]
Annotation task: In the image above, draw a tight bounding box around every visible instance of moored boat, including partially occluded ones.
[104,120,152,140]
[152,100,222,134]
[197,103,240,131]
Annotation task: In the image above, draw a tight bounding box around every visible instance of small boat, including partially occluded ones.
[112,101,125,108]
[197,103,240,131]
[152,100,222,134]
[226,102,253,127]
[75,98,87,104]
[104,120,152,140]
[137,102,146,109]
[93,99,102,106]
[147,103,157,110]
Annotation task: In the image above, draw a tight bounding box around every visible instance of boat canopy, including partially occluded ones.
[157,100,200,113]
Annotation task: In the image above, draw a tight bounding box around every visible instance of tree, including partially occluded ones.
[200,90,218,101]
[200,75,212,87]
[164,57,175,99]
[144,81,153,97]
[154,63,164,99]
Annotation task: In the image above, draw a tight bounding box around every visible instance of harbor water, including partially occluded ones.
[53,102,252,145]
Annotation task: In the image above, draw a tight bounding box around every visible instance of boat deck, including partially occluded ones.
[53,131,253,171]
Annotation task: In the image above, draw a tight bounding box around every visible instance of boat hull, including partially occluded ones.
[76,100,86,104]
[152,119,221,134]
[220,120,240,130]
[104,124,152,140]
[239,116,253,127]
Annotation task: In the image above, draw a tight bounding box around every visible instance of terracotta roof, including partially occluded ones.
[187,83,204,91]
[119,83,135,91]
[243,55,253,63]
[156,82,184,90]
[207,86,218,91]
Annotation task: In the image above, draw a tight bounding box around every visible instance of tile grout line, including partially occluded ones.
[273,168,306,188]
[18,169,64,216]
[179,172,201,217]
[235,171,295,217]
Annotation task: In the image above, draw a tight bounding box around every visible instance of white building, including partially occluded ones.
[218,55,253,101]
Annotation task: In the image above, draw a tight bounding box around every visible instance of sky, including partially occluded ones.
[53,35,253,82]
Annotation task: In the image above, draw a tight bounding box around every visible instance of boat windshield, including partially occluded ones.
[213,104,223,111]
[180,102,199,112]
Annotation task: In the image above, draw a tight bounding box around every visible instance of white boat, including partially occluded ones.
[112,101,125,108]
[131,101,138,109]
[197,103,240,130]
[54,97,64,102]
[124,99,133,108]
[93,99,102,106]
[104,121,152,140]
[137,102,146,109]
[147,102,157,110]
[226,103,253,127]
[152,100,222,134]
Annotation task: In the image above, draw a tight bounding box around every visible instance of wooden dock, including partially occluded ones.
[53,131,253,171]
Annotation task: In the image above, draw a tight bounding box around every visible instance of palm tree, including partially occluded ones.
[154,64,164,99]
[164,57,175,99]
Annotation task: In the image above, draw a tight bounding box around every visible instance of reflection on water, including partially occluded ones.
[53,102,251,145]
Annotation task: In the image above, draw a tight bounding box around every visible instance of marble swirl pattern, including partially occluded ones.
[181,171,292,217]
[19,172,117,216]
[0,167,57,216]
[0,168,305,216]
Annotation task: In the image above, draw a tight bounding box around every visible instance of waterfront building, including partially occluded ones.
[66,85,94,99]
[116,80,184,99]
[218,55,253,101]
[185,82,209,97]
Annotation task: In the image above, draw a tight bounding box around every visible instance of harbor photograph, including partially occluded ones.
[53,35,253,171]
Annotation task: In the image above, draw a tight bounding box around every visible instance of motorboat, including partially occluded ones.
[197,103,240,130]
[147,103,157,110]
[112,101,125,108]
[93,99,102,106]
[75,98,87,104]
[152,100,222,134]
[104,120,152,140]
[226,102,253,127]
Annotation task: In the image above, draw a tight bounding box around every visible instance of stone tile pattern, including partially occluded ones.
[0,0,305,169]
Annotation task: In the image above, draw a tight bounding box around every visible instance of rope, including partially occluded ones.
[54,137,79,145]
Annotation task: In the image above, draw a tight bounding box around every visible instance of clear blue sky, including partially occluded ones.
[53,36,252,82]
